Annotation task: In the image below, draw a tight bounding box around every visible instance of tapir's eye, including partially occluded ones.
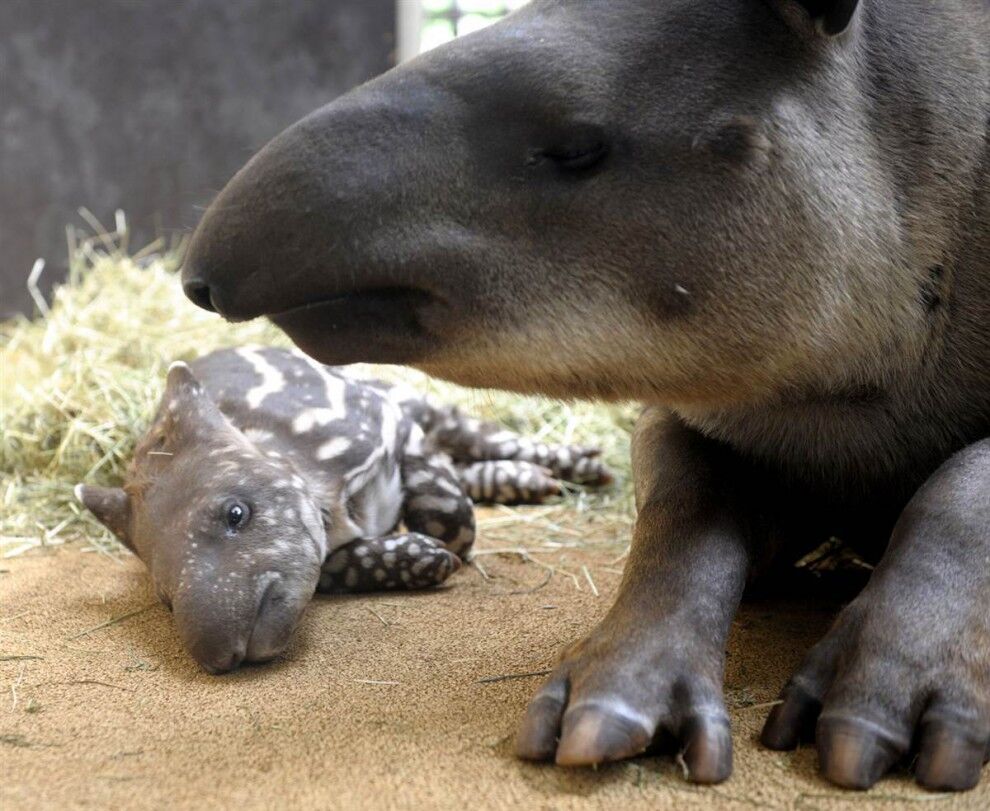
[223,499,251,531]
[529,129,609,173]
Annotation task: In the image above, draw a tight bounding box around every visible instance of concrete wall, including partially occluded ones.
[0,0,395,317]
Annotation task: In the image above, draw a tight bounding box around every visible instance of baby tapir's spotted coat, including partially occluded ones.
[195,347,610,591]
[78,347,610,672]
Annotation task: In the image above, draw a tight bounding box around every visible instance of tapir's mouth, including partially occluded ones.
[268,287,445,366]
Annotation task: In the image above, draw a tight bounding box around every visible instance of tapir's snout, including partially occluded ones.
[181,67,470,366]
[175,573,305,674]
[181,3,623,373]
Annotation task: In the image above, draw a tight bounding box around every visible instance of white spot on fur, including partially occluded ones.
[237,348,285,409]
[456,526,473,547]
[409,495,459,513]
[405,423,425,455]
[325,553,348,574]
[434,477,463,497]
[316,436,352,461]
[289,362,348,432]
[243,428,274,445]
[404,470,434,488]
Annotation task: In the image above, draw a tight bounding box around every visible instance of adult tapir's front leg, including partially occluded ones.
[516,409,753,783]
[763,439,990,792]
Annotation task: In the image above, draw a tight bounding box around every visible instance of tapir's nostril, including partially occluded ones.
[221,648,245,671]
[183,278,218,313]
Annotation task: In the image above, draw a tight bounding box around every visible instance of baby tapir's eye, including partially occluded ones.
[223,499,251,531]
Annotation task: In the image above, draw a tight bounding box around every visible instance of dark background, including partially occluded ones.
[0,0,396,317]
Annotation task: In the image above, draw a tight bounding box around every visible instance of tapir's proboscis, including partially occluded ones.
[179,0,989,793]
[78,347,610,674]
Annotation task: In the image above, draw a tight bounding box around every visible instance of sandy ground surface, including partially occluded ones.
[2,513,988,810]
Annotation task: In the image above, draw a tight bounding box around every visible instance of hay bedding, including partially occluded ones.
[0,221,637,558]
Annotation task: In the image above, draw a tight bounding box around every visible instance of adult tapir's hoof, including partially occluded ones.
[761,592,990,791]
[515,615,733,784]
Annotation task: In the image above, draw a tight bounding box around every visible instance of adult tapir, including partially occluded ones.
[179,0,990,793]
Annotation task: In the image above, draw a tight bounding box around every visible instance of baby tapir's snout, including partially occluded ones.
[173,571,297,674]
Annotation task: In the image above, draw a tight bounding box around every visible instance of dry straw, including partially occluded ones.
[1,217,636,558]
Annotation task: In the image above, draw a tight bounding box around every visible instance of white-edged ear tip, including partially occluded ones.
[168,361,192,374]
[73,483,86,503]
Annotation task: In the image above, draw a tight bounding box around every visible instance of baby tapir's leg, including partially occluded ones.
[425,406,612,486]
[319,534,460,593]
[400,433,476,559]
[458,460,562,505]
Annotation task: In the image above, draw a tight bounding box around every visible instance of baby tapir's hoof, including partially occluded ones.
[318,533,461,594]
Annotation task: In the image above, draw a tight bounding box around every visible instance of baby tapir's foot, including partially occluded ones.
[458,460,563,504]
[762,590,990,791]
[534,445,613,487]
[501,442,613,487]
[319,533,461,594]
[423,406,613,487]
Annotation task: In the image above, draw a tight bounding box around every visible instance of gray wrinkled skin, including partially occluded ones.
[179,0,988,792]
[78,348,610,674]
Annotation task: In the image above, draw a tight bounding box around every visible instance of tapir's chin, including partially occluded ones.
[269,287,446,365]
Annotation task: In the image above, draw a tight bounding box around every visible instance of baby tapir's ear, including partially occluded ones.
[75,484,134,550]
[164,361,204,401]
[161,361,229,442]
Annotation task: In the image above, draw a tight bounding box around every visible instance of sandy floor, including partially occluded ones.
[2,514,987,810]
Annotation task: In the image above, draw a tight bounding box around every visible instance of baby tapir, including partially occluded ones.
[77,347,611,673]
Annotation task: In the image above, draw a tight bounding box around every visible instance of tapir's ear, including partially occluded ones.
[790,0,860,36]
[75,484,134,549]
[160,361,228,441]
[164,361,205,402]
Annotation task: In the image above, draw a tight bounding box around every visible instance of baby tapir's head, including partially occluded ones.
[77,362,328,673]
